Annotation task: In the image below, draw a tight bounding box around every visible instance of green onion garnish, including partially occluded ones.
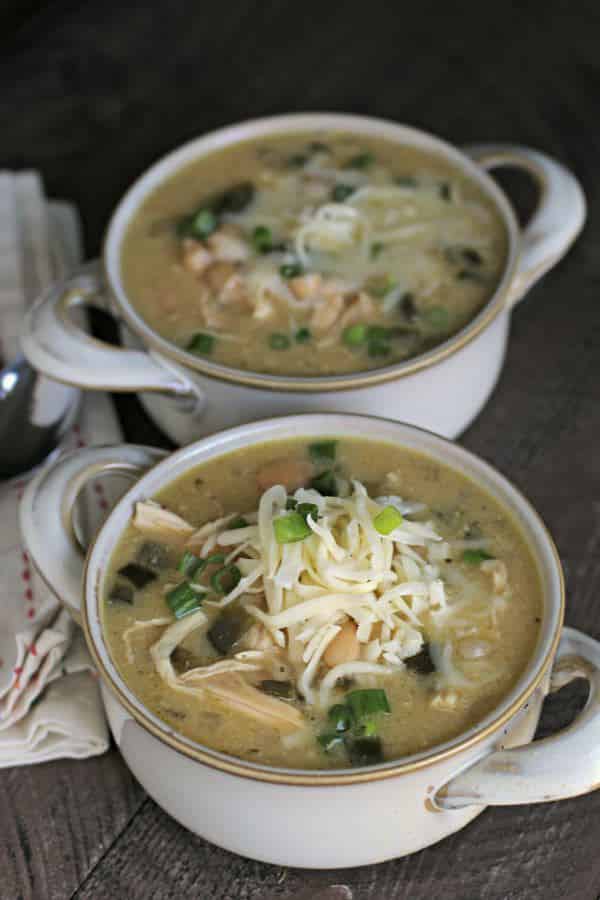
[178,551,203,577]
[370,241,384,259]
[228,516,248,529]
[309,441,337,463]
[285,497,298,510]
[345,151,374,170]
[252,225,273,253]
[273,512,312,544]
[332,184,355,202]
[295,327,311,344]
[328,704,353,733]
[346,689,390,720]
[296,502,319,521]
[187,332,215,356]
[269,333,291,350]
[309,470,338,496]
[280,262,303,279]
[373,506,403,535]
[342,323,369,347]
[462,548,494,564]
[191,208,217,238]
[166,582,205,619]
[368,340,391,358]
[210,564,242,594]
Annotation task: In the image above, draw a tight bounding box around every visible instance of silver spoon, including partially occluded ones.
[0,352,79,480]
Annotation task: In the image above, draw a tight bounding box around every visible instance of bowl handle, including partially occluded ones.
[19,444,167,618]
[20,260,202,409]
[464,144,586,307]
[436,627,600,808]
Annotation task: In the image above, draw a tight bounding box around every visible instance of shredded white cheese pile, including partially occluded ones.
[200,479,451,706]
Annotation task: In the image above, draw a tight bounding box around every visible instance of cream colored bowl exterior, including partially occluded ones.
[20,115,586,444]
[102,681,545,868]
[121,312,509,444]
[19,415,600,867]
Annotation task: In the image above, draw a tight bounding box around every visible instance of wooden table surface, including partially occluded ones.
[1,2,599,897]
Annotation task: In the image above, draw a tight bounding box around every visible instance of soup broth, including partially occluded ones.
[103,438,542,770]
[121,133,508,376]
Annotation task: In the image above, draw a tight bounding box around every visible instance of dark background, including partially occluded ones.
[1,2,599,898]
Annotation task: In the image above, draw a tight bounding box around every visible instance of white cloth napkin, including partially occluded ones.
[0,173,120,766]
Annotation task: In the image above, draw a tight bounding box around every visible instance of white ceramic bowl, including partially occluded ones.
[21,414,600,867]
[21,114,585,444]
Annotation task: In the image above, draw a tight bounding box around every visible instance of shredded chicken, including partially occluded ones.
[481,559,508,593]
[202,673,304,733]
[181,239,213,275]
[207,224,250,262]
[133,502,195,548]
[289,273,323,301]
[205,261,236,292]
[310,293,345,335]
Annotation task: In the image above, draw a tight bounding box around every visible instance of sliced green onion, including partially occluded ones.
[178,551,203,577]
[358,717,379,738]
[295,327,311,344]
[318,732,345,752]
[269,333,291,350]
[345,151,374,170]
[309,470,338,496]
[462,548,494,564]
[187,333,215,356]
[367,325,389,341]
[210,564,242,594]
[309,441,337,463]
[280,262,303,279]
[285,497,298,510]
[426,306,450,329]
[342,323,368,347]
[346,689,391,720]
[370,241,384,259]
[204,552,225,566]
[273,512,311,544]
[373,506,403,535]
[228,516,248,529]
[439,182,451,202]
[189,208,218,239]
[166,582,205,619]
[332,184,355,202]
[368,340,391,358]
[370,277,398,299]
[328,703,353,733]
[252,225,273,253]
[296,502,319,521]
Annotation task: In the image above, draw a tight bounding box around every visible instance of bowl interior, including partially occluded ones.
[83,414,563,782]
[101,113,521,390]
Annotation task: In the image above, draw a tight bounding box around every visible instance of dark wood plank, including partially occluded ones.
[0,749,145,900]
[1,0,599,898]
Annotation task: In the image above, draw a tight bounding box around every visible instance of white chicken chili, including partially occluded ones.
[121,133,508,376]
[102,437,542,769]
